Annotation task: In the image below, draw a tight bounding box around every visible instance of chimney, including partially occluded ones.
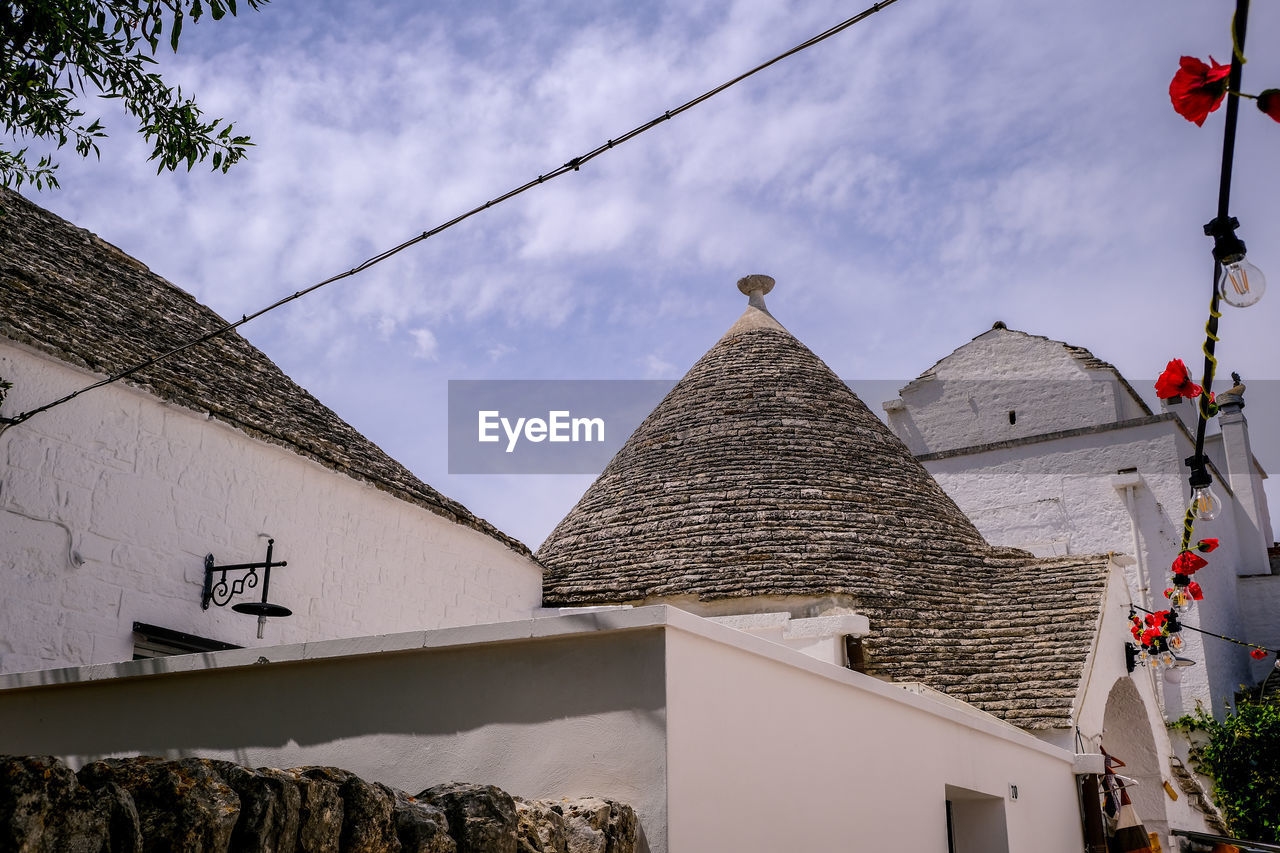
[1215,374,1272,575]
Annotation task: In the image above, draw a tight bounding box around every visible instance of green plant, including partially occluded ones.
[1,0,268,189]
[1174,696,1280,842]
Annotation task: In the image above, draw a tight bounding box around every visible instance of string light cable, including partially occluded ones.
[0,0,901,433]
[1133,604,1275,659]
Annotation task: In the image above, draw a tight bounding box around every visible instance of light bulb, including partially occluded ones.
[1189,484,1221,521]
[1170,588,1195,614]
[1217,258,1266,308]
[1168,633,1185,653]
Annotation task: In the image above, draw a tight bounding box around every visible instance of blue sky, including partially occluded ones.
[16,0,1280,547]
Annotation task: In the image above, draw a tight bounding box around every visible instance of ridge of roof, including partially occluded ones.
[0,188,530,557]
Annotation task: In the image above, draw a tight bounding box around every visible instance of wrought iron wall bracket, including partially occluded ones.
[201,539,292,620]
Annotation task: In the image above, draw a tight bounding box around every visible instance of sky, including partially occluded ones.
[12,0,1280,548]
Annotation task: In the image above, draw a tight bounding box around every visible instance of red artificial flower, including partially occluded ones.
[1131,624,1142,640]
[1196,538,1219,553]
[1155,359,1202,400]
[1142,629,1160,646]
[1170,56,1231,126]
[1173,551,1208,575]
[1188,581,1203,600]
[1164,587,1175,600]
[1258,90,1280,123]
[1251,648,1269,660]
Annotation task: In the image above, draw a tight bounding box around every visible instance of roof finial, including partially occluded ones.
[737,274,775,311]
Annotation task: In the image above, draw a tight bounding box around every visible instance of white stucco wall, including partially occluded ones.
[919,420,1253,720]
[0,340,543,675]
[663,619,1086,853]
[1238,573,1280,684]
[886,329,1149,456]
[0,607,1097,853]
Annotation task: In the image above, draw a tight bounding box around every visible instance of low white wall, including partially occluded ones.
[0,611,671,852]
[0,606,1102,853]
[662,617,1084,853]
[0,341,543,675]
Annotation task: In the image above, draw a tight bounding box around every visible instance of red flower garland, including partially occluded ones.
[1172,551,1208,575]
[1156,359,1203,400]
[1169,56,1231,126]
[1259,89,1280,123]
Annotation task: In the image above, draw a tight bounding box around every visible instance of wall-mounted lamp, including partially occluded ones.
[202,539,292,638]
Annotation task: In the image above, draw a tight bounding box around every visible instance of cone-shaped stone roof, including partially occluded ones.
[540,275,998,602]
[538,276,1113,729]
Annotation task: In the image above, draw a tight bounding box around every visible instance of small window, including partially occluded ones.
[944,786,1009,853]
[132,622,241,659]
[1008,410,1017,425]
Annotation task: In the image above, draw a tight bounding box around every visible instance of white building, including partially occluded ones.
[0,191,1233,850]
[881,322,1280,720]
[0,188,543,675]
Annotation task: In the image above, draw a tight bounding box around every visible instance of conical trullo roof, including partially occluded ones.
[538,276,1115,730]
[539,274,996,603]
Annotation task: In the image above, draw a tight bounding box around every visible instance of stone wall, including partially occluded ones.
[0,755,637,853]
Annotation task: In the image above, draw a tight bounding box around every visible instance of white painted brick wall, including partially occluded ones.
[0,340,543,675]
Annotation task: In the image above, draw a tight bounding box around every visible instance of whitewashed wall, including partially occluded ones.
[886,329,1149,456]
[913,419,1252,719]
[0,340,543,675]
[663,615,1085,853]
[1238,573,1280,684]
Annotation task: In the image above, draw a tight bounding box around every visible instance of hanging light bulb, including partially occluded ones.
[1169,586,1195,614]
[1189,483,1221,521]
[1206,215,1266,309]
[1168,632,1185,653]
[1218,258,1267,308]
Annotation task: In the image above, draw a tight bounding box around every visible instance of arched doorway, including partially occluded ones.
[1101,677,1169,842]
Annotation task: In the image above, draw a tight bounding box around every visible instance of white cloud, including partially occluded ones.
[19,0,1280,545]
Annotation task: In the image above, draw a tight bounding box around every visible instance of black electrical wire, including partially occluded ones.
[1133,604,1274,656]
[0,0,901,432]
[1192,0,1250,465]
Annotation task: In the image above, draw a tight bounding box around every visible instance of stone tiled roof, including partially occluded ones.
[0,188,529,556]
[538,280,1111,728]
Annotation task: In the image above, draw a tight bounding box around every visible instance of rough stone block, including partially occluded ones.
[557,799,637,853]
[420,782,517,853]
[78,757,239,853]
[391,788,456,853]
[0,754,141,853]
[297,766,398,853]
[514,798,567,853]
[207,762,301,853]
